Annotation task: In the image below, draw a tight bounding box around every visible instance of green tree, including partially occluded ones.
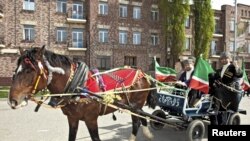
[193,0,215,59]
[160,0,190,67]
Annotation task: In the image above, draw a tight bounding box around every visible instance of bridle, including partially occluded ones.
[32,60,48,94]
[25,58,48,95]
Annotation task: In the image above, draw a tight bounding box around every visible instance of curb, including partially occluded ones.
[0,98,7,101]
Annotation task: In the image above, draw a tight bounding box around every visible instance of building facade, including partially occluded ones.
[0,0,250,86]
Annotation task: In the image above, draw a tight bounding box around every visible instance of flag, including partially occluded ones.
[189,57,214,94]
[241,62,250,91]
[154,56,176,82]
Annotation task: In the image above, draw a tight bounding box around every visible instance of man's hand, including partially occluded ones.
[175,81,187,87]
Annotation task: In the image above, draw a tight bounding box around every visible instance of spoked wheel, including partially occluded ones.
[149,110,166,130]
[186,120,205,141]
[228,113,241,125]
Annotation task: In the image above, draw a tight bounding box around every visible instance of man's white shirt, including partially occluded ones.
[186,66,194,80]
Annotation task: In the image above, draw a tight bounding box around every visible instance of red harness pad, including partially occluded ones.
[86,68,144,93]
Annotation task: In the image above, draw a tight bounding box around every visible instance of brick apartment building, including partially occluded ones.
[0,0,250,86]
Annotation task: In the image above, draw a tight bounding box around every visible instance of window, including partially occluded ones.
[248,43,250,53]
[230,20,235,31]
[56,27,67,42]
[56,0,67,13]
[248,22,250,33]
[99,29,108,43]
[99,2,108,15]
[72,29,83,48]
[185,16,190,28]
[23,25,35,41]
[185,37,191,51]
[23,0,35,11]
[119,31,127,44]
[151,9,159,21]
[97,56,111,70]
[72,3,83,19]
[215,19,220,33]
[133,7,141,19]
[119,5,127,18]
[230,41,234,52]
[211,40,217,55]
[151,33,159,46]
[133,32,141,45]
[124,56,137,67]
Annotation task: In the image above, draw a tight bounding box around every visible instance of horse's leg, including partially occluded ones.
[140,115,154,140]
[129,115,141,141]
[85,118,101,141]
[67,116,79,141]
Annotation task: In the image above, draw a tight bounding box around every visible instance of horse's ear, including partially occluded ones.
[19,47,24,55]
[39,45,46,56]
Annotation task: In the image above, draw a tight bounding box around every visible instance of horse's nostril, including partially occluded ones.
[10,100,18,109]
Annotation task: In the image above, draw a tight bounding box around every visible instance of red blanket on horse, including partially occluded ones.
[85,68,145,93]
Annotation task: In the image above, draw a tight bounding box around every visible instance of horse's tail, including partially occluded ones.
[146,80,157,109]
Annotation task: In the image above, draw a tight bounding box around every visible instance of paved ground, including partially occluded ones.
[0,96,249,141]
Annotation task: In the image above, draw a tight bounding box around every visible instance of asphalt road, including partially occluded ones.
[0,96,250,141]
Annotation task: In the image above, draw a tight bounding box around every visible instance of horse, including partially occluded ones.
[8,45,157,141]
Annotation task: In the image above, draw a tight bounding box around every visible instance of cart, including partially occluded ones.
[149,84,246,141]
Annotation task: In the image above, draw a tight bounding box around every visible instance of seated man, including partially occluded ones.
[209,51,243,125]
[177,58,200,107]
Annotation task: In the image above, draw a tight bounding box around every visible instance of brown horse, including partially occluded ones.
[8,46,156,141]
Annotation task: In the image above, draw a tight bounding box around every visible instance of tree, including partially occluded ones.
[193,0,214,59]
[159,0,190,67]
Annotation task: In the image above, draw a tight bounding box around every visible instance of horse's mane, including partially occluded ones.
[17,47,72,68]
[44,49,72,68]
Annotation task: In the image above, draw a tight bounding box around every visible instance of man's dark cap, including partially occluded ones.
[220,51,231,59]
[182,59,194,65]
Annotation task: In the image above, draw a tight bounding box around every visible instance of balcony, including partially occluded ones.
[213,29,223,37]
[68,41,87,51]
[66,9,86,24]
[210,50,220,57]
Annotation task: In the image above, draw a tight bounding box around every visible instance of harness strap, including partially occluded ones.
[64,62,89,93]
[32,61,47,94]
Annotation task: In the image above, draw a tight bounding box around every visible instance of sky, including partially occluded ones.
[211,0,250,10]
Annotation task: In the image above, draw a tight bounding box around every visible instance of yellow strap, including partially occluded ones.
[32,69,43,94]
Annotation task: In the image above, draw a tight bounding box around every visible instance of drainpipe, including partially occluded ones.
[233,0,237,61]
[14,0,17,47]
[48,0,51,47]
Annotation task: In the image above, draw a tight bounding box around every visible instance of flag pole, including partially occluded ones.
[233,0,237,61]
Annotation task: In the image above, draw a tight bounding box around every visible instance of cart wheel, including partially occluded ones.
[186,120,205,141]
[228,113,241,125]
[149,110,166,130]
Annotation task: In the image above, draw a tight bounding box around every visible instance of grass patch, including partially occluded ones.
[0,86,9,98]
[0,87,50,98]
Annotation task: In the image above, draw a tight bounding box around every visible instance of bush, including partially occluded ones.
[0,86,9,98]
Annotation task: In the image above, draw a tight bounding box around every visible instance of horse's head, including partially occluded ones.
[8,46,48,109]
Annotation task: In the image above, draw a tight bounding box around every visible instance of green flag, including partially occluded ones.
[189,57,214,93]
[154,56,176,82]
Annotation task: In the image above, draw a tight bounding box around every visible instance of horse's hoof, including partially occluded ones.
[128,134,136,141]
[142,126,154,140]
